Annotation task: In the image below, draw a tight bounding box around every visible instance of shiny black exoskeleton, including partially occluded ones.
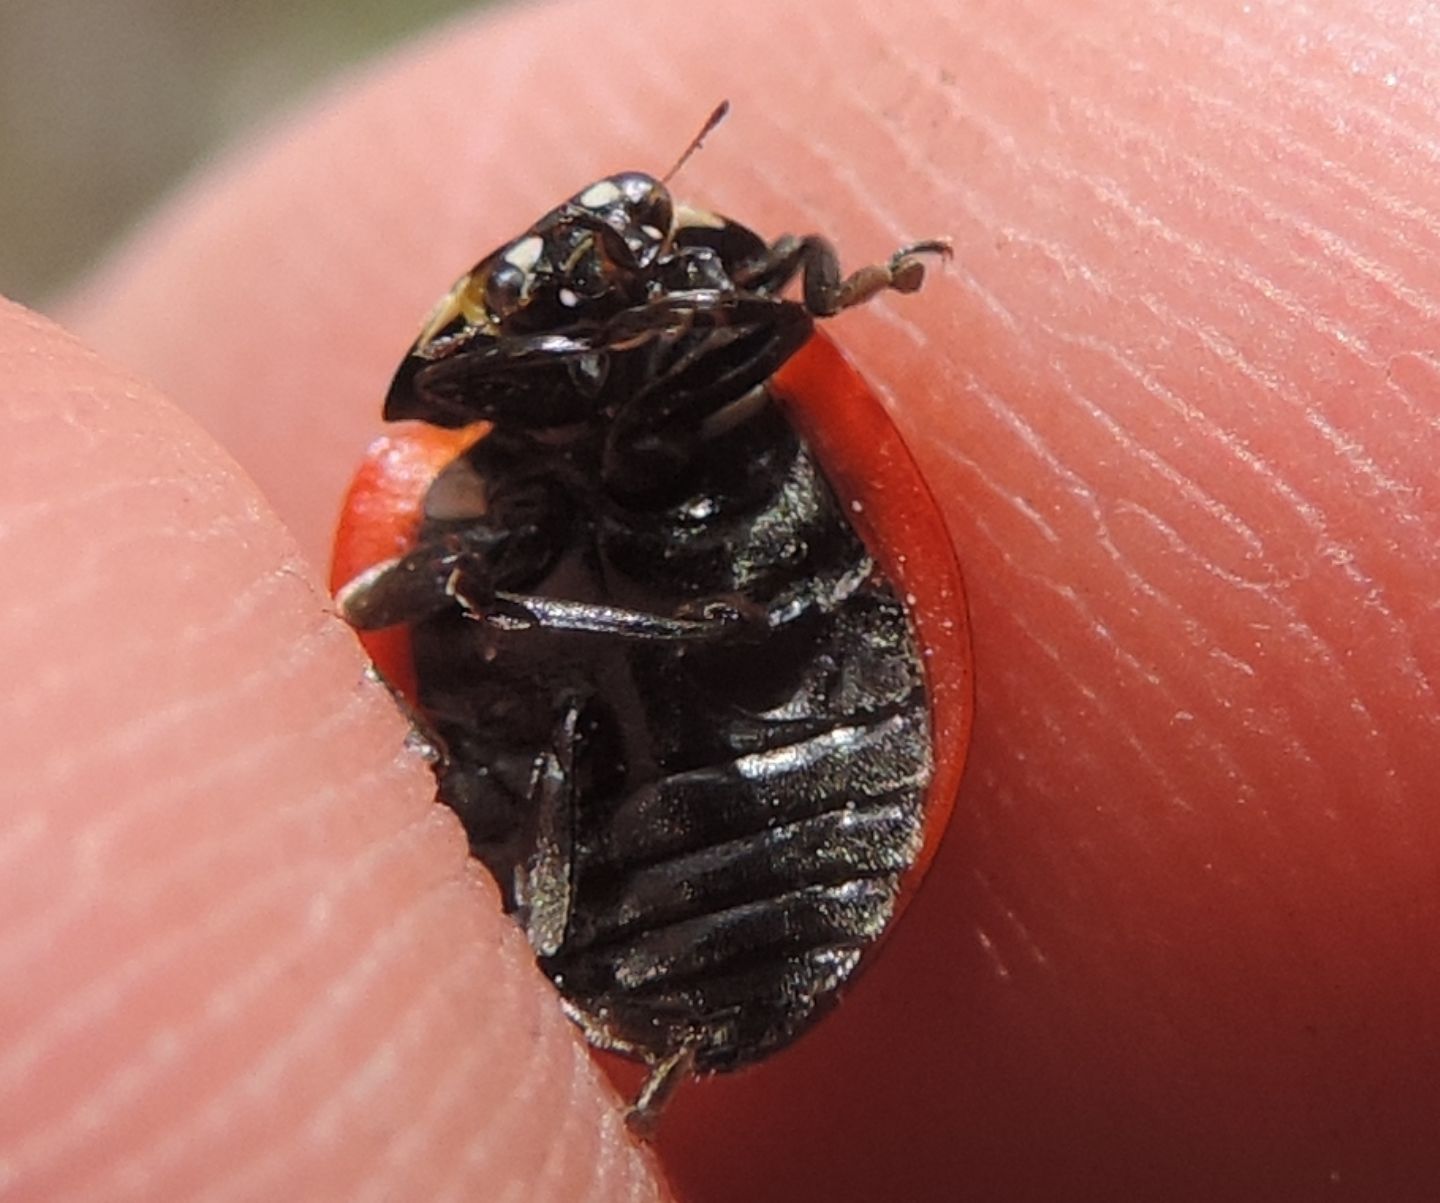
[338,105,948,1122]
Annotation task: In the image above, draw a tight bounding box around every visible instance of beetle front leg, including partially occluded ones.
[737,235,952,315]
[600,292,816,494]
[392,338,601,427]
[335,530,512,631]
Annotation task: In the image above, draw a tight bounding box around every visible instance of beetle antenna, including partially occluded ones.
[662,100,730,183]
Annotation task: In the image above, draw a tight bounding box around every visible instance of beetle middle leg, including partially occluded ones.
[486,592,768,643]
[340,531,767,644]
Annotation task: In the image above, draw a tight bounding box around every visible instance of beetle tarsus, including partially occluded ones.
[734,233,951,316]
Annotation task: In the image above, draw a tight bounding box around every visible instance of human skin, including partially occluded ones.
[4,0,1440,1199]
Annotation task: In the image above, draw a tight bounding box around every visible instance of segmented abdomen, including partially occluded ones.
[548,398,932,1070]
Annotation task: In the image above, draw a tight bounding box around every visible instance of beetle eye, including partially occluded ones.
[616,174,673,241]
[636,197,672,245]
[484,261,527,319]
[635,189,672,240]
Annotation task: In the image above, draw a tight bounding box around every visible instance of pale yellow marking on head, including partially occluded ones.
[503,234,545,273]
[416,270,493,347]
[674,203,726,231]
[579,179,623,208]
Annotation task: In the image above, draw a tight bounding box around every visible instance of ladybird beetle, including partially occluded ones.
[331,104,972,1127]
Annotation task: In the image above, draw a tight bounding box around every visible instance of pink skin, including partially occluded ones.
[3,0,1437,1199]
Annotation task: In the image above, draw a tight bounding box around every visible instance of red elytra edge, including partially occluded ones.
[330,420,488,701]
[329,329,974,910]
[771,332,972,902]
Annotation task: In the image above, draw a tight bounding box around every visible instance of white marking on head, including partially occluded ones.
[558,288,579,308]
[579,179,623,208]
[503,235,544,273]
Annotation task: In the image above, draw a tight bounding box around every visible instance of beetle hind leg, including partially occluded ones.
[625,1045,698,1137]
[515,695,588,958]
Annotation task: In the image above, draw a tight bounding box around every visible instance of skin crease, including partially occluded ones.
[0,0,1434,1197]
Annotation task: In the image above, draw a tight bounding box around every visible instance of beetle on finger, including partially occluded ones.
[332,102,972,1128]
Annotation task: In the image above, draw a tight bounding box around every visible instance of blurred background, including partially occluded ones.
[0,0,482,305]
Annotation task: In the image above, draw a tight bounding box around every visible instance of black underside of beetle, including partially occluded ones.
[410,387,933,1074]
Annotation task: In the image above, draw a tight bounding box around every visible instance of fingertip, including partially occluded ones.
[47,0,1440,1197]
[0,299,660,1201]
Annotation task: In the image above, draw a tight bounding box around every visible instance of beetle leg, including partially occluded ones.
[433,290,802,367]
[411,289,806,391]
[488,587,832,646]
[485,592,766,644]
[395,334,601,427]
[552,204,644,270]
[625,1045,697,1137]
[407,276,891,439]
[335,527,514,631]
[404,294,791,427]
[626,301,812,416]
[601,294,817,493]
[735,234,953,315]
[600,289,800,347]
[338,454,571,631]
[518,696,586,958]
[340,522,769,645]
